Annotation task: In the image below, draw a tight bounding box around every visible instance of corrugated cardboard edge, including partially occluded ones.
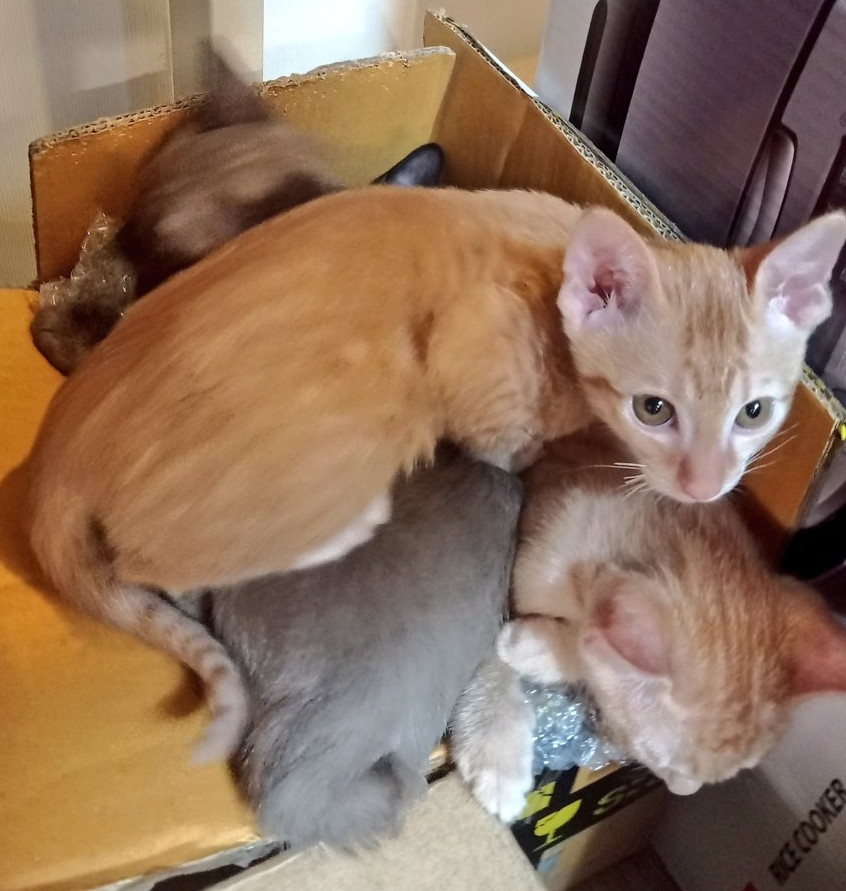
[28,46,455,283]
[28,47,453,151]
[427,12,683,243]
[95,842,279,891]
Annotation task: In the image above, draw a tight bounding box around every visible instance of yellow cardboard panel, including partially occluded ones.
[0,291,258,891]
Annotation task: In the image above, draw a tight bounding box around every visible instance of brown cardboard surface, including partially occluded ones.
[2,11,844,891]
[29,48,455,284]
[218,775,545,891]
[739,379,844,551]
[424,14,680,240]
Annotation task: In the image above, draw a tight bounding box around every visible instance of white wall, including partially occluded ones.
[263,0,550,79]
[0,0,173,287]
[0,1,548,286]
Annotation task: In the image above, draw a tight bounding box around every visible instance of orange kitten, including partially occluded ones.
[23,187,845,759]
[452,429,846,819]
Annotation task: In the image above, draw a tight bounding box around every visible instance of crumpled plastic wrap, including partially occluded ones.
[31,212,137,374]
[37,211,136,313]
[524,681,625,774]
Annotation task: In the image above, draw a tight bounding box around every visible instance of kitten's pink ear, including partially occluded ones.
[559,209,659,333]
[584,576,670,677]
[789,588,846,697]
[746,212,846,333]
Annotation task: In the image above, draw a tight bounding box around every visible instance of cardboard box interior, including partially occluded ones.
[1,10,844,891]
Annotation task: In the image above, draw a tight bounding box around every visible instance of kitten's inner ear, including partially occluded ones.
[197,40,268,130]
[747,211,846,333]
[558,208,659,333]
[788,587,846,697]
[585,575,670,677]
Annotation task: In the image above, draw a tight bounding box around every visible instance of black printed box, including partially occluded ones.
[510,763,666,889]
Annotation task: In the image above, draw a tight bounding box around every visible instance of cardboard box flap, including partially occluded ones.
[29,47,456,284]
[0,290,259,891]
[424,13,682,241]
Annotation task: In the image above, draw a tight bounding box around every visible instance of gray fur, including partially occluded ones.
[205,447,522,849]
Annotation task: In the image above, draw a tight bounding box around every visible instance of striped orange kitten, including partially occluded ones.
[24,186,845,759]
[452,429,846,820]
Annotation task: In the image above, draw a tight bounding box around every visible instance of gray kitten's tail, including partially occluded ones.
[243,745,428,849]
[29,505,248,762]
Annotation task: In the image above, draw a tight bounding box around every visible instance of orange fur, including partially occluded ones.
[27,188,587,591]
[504,429,846,794]
[22,187,841,759]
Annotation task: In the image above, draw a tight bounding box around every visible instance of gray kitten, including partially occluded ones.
[202,446,522,850]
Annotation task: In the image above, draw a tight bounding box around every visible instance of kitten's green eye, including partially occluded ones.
[735,398,774,429]
[632,395,675,426]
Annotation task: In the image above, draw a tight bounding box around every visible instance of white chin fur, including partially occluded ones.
[663,773,702,796]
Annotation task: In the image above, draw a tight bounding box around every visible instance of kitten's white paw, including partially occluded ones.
[453,698,536,823]
[471,762,536,824]
[497,621,564,685]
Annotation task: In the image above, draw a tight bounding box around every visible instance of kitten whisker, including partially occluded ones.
[585,462,646,472]
[621,473,648,500]
[752,433,797,463]
[746,460,778,474]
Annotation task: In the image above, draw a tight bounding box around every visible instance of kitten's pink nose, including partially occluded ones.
[678,456,724,502]
[679,476,722,502]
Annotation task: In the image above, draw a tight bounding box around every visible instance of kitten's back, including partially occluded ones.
[28,187,577,591]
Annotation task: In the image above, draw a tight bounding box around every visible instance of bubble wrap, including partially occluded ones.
[523,682,626,774]
[31,212,138,374]
[38,212,136,314]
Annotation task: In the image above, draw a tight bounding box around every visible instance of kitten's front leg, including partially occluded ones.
[449,654,536,823]
[497,616,581,684]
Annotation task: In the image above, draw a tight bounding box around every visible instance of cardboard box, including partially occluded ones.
[1,10,844,891]
[653,696,846,891]
[510,762,667,889]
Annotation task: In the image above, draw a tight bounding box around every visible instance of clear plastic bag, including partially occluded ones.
[31,213,137,374]
[524,681,625,774]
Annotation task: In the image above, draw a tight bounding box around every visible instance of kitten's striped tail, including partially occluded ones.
[107,584,249,763]
[28,501,248,762]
